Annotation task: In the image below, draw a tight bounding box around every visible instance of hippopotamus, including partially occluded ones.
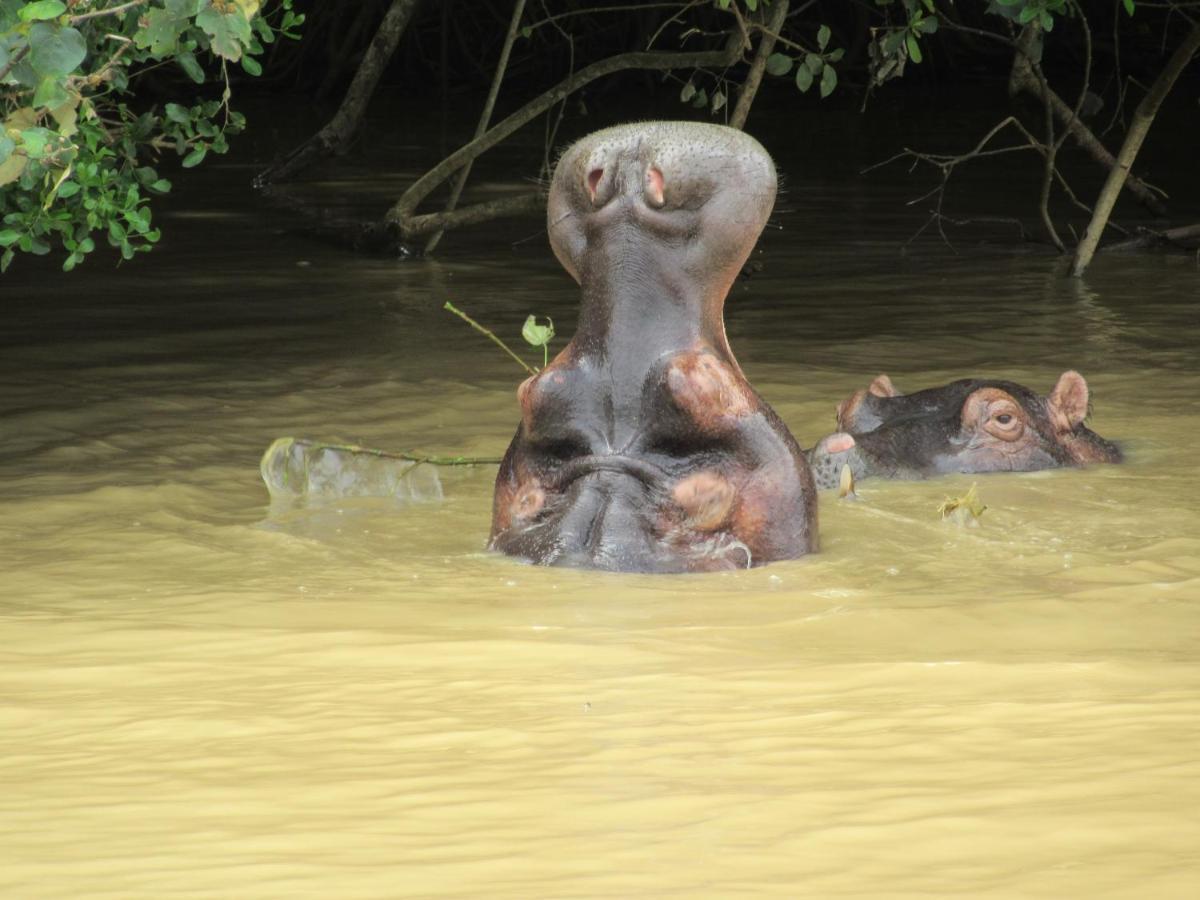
[489,122,817,572]
[807,370,1122,490]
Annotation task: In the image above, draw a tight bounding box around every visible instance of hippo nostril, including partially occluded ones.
[645,167,665,208]
[586,168,604,204]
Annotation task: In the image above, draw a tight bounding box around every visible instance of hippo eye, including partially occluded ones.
[984,408,1024,442]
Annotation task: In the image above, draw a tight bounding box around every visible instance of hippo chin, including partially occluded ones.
[489,122,818,573]
[807,371,1122,490]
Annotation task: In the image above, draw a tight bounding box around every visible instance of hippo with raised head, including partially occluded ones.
[489,122,817,572]
[807,370,1122,490]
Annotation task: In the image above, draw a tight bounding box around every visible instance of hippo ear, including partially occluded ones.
[1048,370,1090,431]
[868,374,899,398]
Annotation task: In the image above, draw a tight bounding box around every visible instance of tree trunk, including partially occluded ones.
[386,40,745,239]
[255,0,424,186]
[424,0,527,255]
[1008,28,1168,218]
[1072,24,1200,277]
[730,0,789,130]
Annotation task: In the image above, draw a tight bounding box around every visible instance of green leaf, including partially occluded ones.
[820,63,837,99]
[32,75,68,108]
[1018,5,1039,24]
[827,48,845,62]
[176,50,205,83]
[804,53,824,74]
[18,1,66,22]
[521,315,554,347]
[817,25,831,51]
[135,2,191,57]
[744,0,758,10]
[56,179,78,198]
[795,64,813,93]
[881,30,906,55]
[917,16,939,34]
[181,145,207,168]
[149,178,171,193]
[1041,10,1054,30]
[0,228,19,246]
[680,81,696,103]
[241,54,262,76]
[1,248,14,272]
[765,52,792,76]
[711,90,726,113]
[906,32,923,64]
[1122,0,1135,15]
[19,126,56,158]
[197,7,254,61]
[28,23,86,78]
[691,87,708,109]
[164,102,190,125]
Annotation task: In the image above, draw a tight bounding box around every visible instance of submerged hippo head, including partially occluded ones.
[490,122,816,572]
[808,370,1122,490]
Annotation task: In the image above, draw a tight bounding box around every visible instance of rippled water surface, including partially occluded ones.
[2,134,1199,898]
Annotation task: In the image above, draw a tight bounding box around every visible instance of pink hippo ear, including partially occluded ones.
[868,374,899,398]
[1048,370,1090,432]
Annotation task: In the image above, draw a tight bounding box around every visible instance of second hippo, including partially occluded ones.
[808,371,1122,490]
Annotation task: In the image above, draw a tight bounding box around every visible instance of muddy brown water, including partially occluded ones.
[2,137,1198,898]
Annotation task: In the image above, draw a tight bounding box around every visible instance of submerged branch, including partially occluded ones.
[1073,23,1200,276]
[386,40,744,237]
[424,0,528,254]
[255,0,421,186]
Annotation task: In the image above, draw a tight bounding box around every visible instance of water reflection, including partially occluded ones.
[1,147,1198,898]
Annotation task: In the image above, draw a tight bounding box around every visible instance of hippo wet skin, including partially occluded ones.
[807,371,1123,490]
[489,122,818,572]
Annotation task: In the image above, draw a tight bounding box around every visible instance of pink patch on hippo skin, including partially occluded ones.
[672,470,736,532]
[586,168,604,204]
[517,365,570,431]
[868,373,899,398]
[820,432,857,455]
[511,481,546,523]
[645,167,665,208]
[666,352,752,432]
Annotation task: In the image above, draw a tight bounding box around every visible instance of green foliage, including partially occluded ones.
[757,23,845,101]
[1,0,305,273]
[990,0,1068,32]
[521,314,555,369]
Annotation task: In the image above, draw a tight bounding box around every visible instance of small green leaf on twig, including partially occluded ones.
[938,483,987,525]
[445,301,538,376]
[522,314,555,368]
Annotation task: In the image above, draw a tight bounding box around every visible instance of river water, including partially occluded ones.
[2,116,1198,898]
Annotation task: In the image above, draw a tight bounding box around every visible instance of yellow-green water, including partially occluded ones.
[1,162,1198,898]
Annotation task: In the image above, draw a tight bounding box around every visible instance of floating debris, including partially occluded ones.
[837,463,858,500]
[938,482,987,526]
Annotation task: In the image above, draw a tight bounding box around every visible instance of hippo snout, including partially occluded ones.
[807,433,867,491]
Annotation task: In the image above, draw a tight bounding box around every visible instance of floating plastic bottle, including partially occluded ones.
[260,437,445,504]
